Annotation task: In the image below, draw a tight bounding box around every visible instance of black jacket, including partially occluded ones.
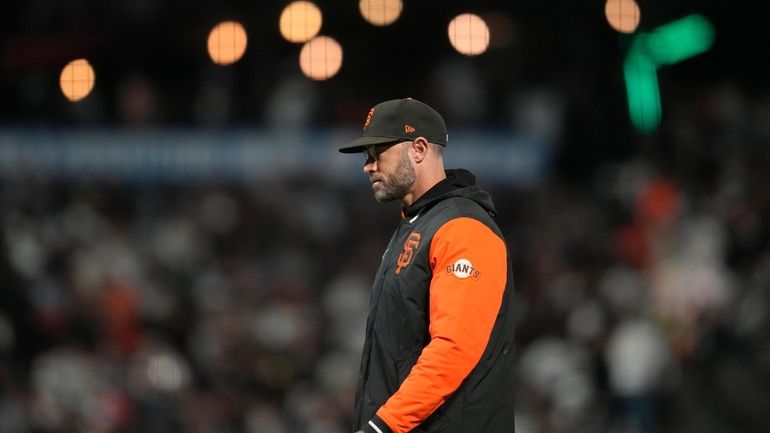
[354,169,516,433]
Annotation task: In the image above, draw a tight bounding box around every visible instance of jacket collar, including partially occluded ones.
[402,169,496,219]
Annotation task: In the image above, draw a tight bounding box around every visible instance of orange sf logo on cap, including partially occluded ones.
[363,107,375,130]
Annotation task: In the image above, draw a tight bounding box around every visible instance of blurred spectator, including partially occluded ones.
[605,318,671,433]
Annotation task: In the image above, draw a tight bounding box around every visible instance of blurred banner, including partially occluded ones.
[0,129,549,186]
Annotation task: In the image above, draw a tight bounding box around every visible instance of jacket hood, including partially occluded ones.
[403,169,497,218]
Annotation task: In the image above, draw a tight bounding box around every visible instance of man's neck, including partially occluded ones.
[402,166,447,207]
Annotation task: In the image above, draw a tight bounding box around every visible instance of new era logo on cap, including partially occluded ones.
[339,98,448,153]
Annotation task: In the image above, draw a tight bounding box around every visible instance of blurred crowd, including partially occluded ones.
[1,81,770,433]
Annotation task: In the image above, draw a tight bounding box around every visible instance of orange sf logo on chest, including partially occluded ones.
[396,232,421,275]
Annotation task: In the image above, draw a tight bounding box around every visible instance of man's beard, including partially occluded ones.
[374,147,416,203]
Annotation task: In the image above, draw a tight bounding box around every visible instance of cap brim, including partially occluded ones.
[338,135,402,153]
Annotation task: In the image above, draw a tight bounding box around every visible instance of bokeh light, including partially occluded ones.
[299,36,343,80]
[448,13,490,56]
[605,0,641,34]
[207,21,248,65]
[280,1,323,43]
[359,0,403,27]
[59,58,95,102]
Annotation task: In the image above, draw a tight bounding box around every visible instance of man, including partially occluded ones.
[339,98,516,433]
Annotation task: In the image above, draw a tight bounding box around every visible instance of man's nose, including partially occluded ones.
[363,160,376,173]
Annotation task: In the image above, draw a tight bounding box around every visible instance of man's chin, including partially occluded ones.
[374,190,398,203]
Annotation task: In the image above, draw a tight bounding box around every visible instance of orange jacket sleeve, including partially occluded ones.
[375,217,508,433]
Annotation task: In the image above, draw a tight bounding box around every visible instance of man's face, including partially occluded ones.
[363,142,416,203]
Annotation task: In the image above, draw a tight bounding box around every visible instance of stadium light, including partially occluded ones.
[280,1,323,43]
[207,21,248,65]
[60,58,96,102]
[448,13,490,57]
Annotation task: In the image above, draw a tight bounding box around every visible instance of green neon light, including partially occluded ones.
[644,14,715,65]
[624,35,661,133]
[622,14,715,133]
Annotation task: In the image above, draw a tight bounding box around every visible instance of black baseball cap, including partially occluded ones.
[339,98,448,153]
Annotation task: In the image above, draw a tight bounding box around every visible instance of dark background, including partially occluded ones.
[1,1,769,433]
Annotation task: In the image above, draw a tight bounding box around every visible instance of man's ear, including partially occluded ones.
[412,137,429,163]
